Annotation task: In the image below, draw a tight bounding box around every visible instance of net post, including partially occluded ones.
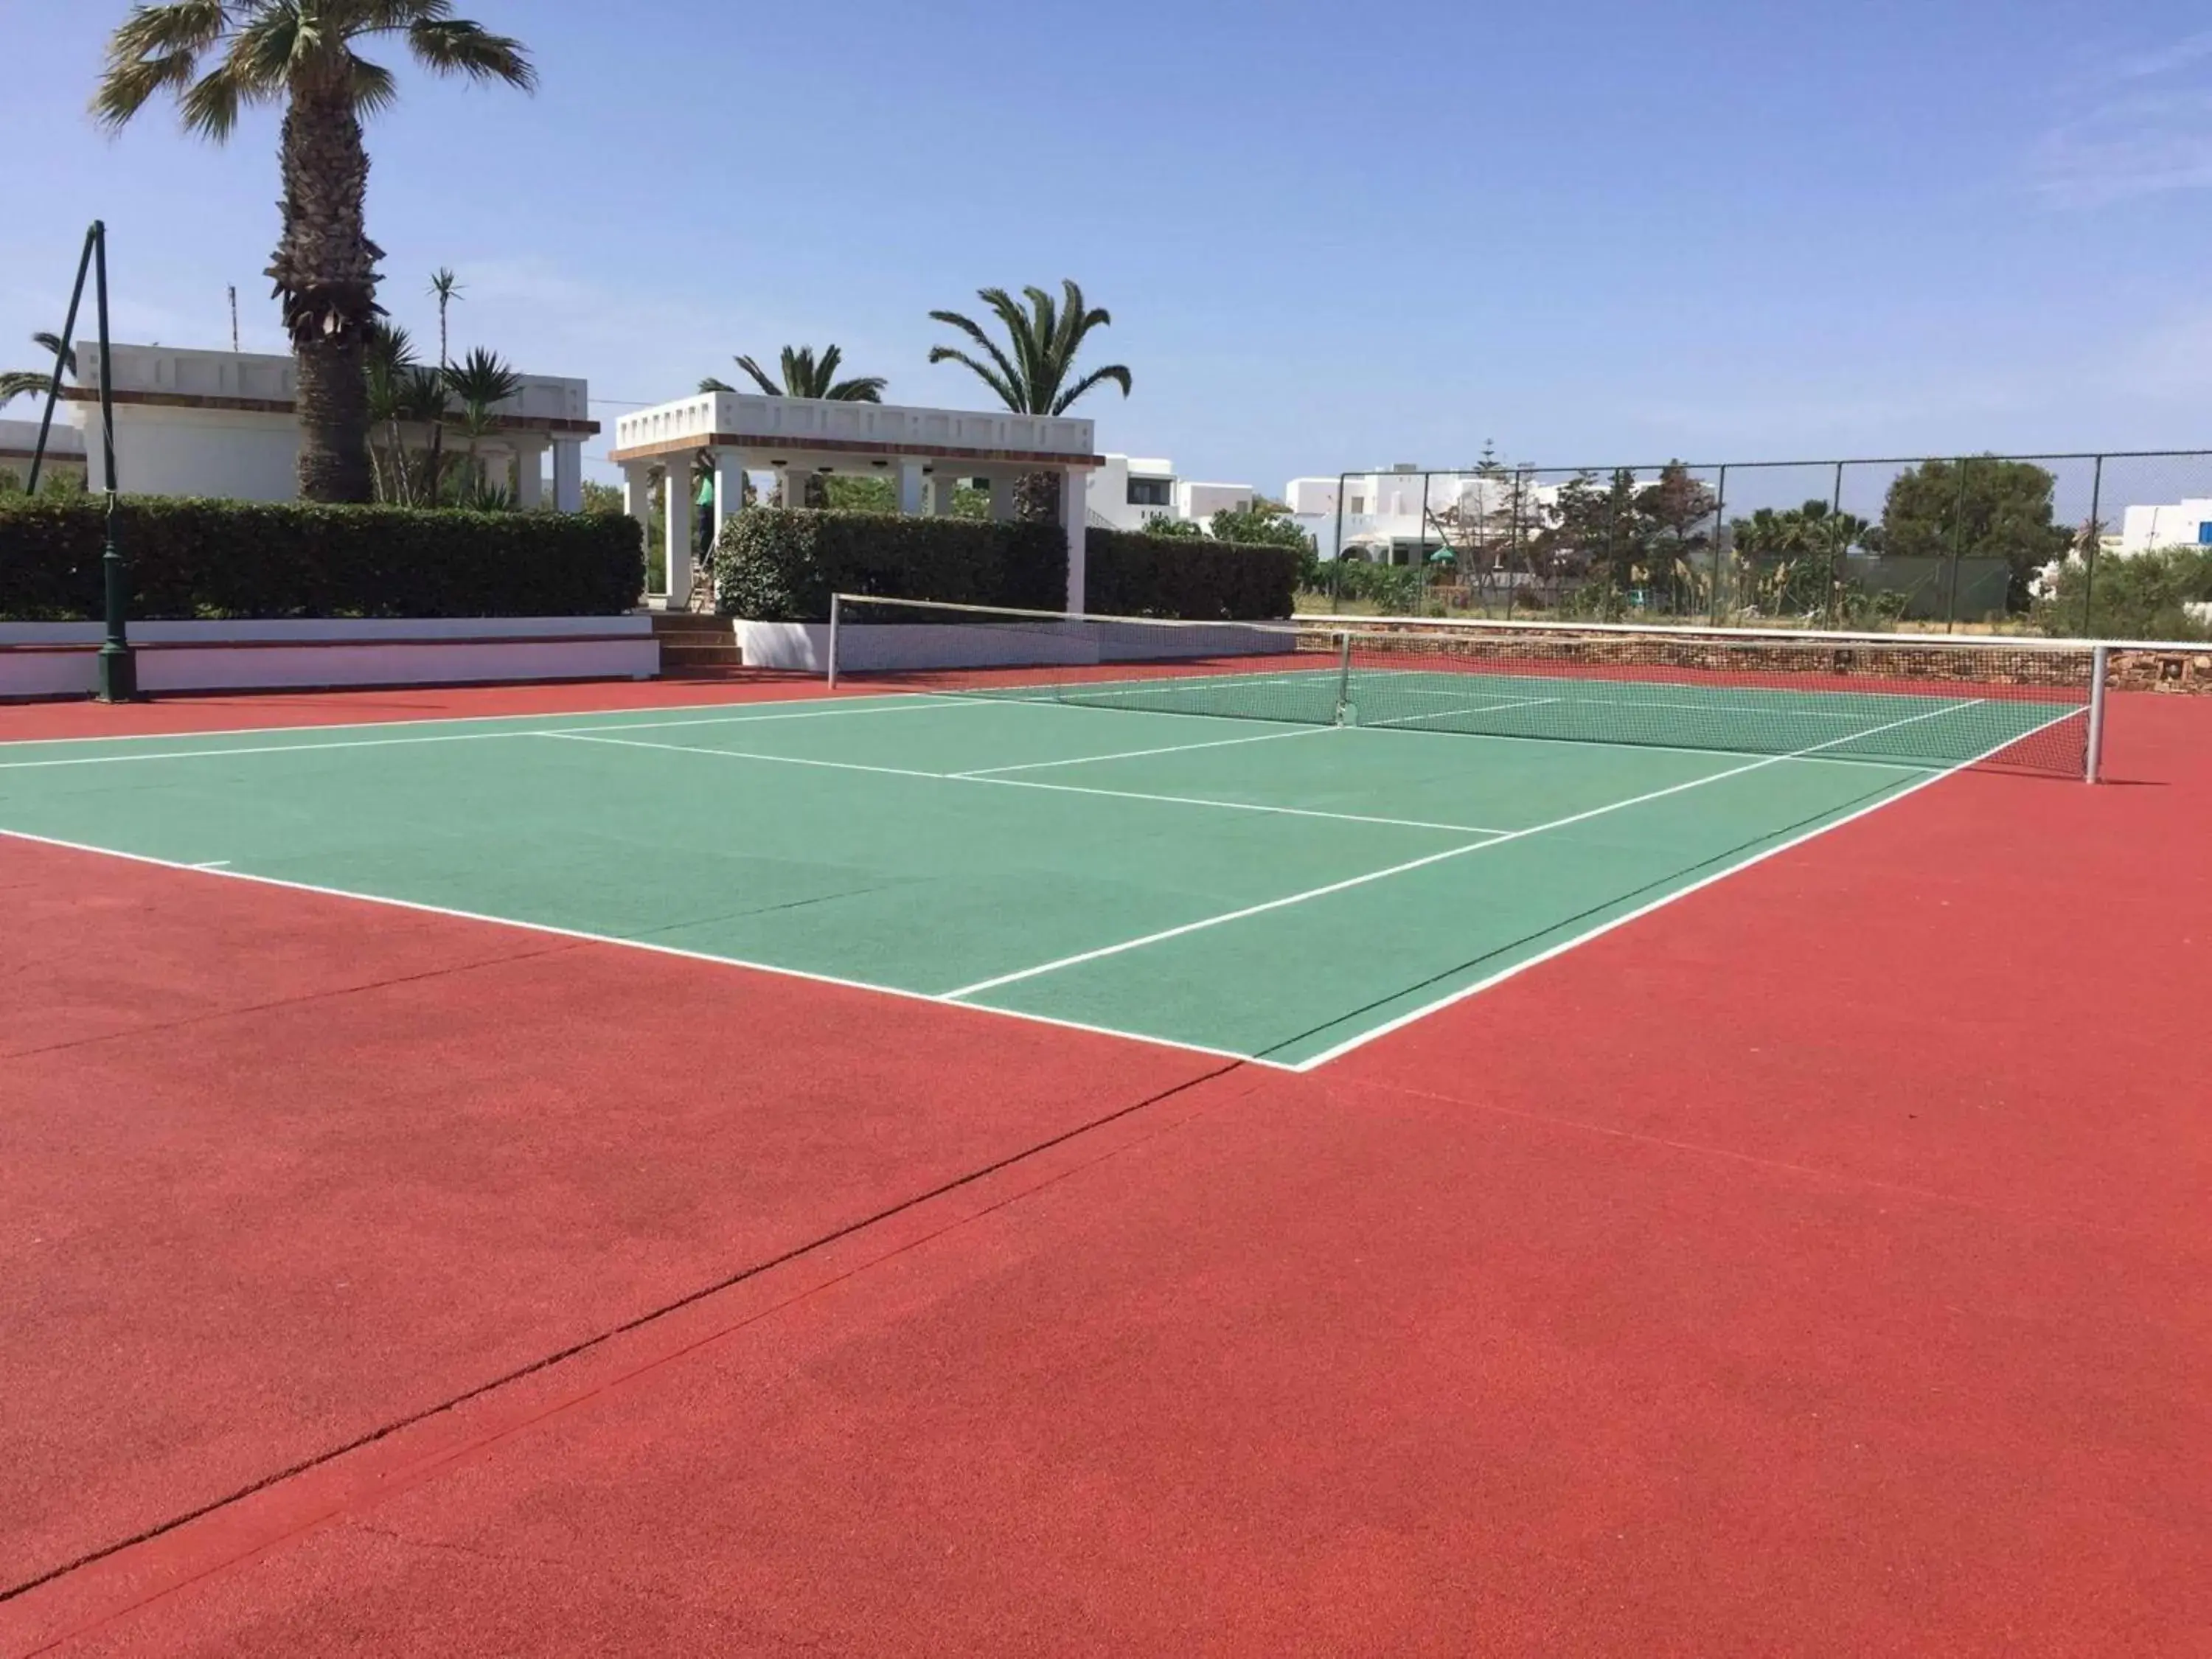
[2085,644,2110,785]
[827,592,841,689]
[1334,629,1353,726]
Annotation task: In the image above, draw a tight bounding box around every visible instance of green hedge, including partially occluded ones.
[0,498,644,620]
[712,509,1299,622]
[1085,529,1300,620]
[713,508,1066,620]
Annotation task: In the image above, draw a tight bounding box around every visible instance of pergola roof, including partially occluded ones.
[608,390,1102,470]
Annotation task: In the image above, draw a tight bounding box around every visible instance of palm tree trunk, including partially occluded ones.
[267,82,381,504]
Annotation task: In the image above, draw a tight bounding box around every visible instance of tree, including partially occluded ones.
[1141,513,1205,539]
[428,266,462,367]
[1635,462,1717,613]
[442,346,521,504]
[94,3,535,503]
[1207,498,1315,552]
[928,280,1130,523]
[1871,456,2072,613]
[0,332,77,411]
[1728,498,1872,619]
[712,344,885,403]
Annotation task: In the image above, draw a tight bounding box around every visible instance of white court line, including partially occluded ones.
[0,824,1293,1072]
[952,724,1335,777]
[191,860,231,870]
[1364,696,1562,728]
[0,695,987,771]
[1287,701,2085,1070]
[939,700,1973,1001]
[0,688,939,750]
[537,730,1510,838]
[1377,685,1871,718]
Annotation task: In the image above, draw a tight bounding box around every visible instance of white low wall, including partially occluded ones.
[738,619,1290,675]
[0,616,657,700]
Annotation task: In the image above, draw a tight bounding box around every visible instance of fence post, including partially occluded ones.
[826,591,841,689]
[2080,454,2104,637]
[1828,461,1846,627]
[1334,630,1354,725]
[2086,644,2110,784]
[1942,457,1971,632]
[1708,464,1728,625]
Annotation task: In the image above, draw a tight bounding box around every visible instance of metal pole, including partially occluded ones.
[1334,629,1354,725]
[1708,464,1728,625]
[25,226,98,496]
[90,223,136,703]
[1828,460,1845,627]
[2080,455,2104,638]
[826,591,841,689]
[1942,457,1970,633]
[1330,472,1349,608]
[2085,644,2110,784]
[1415,472,1430,613]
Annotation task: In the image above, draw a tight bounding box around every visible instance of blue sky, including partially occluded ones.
[5,0,2211,492]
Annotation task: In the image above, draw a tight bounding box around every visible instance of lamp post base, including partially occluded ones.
[94,644,139,703]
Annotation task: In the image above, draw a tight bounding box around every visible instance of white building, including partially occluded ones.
[2117,498,2212,554]
[0,418,86,486]
[1288,467,1578,564]
[1086,453,1254,532]
[60,343,594,509]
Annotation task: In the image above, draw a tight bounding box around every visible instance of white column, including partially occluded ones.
[711,446,747,549]
[933,470,966,515]
[664,452,697,606]
[479,447,513,501]
[552,438,582,512]
[1060,467,1087,614]
[987,471,1016,523]
[512,438,546,510]
[777,467,808,509]
[897,457,928,515]
[622,461,655,592]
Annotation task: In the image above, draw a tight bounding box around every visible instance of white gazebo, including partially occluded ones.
[606,391,1103,611]
[61,343,595,509]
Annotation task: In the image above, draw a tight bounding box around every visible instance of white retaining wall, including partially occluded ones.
[0,616,656,700]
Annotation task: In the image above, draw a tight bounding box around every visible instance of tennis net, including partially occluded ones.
[827,596,2105,779]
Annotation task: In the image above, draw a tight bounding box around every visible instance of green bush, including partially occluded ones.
[2033,545,2212,641]
[0,497,643,620]
[713,508,1066,621]
[1085,528,1299,619]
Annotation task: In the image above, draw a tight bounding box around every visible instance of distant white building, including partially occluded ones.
[2117,498,2212,554]
[0,418,86,486]
[59,343,595,509]
[1086,453,1254,533]
[1287,467,1580,564]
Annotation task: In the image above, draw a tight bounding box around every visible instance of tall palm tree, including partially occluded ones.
[703,344,886,403]
[92,3,534,504]
[928,281,1130,522]
[428,265,462,368]
[928,281,1130,416]
[0,332,78,411]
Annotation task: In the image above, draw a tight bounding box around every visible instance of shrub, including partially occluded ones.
[1085,528,1299,619]
[2033,545,2212,641]
[0,498,643,620]
[712,508,1066,621]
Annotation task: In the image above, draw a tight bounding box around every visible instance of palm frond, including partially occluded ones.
[698,375,736,394]
[928,308,1029,411]
[442,345,521,410]
[93,41,204,130]
[403,18,536,88]
[176,62,248,136]
[32,332,78,377]
[0,371,58,411]
[1050,364,1130,415]
[732,354,784,397]
[824,378,886,403]
[348,52,401,116]
[925,346,1020,412]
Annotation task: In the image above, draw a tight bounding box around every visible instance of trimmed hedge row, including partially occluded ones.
[712,509,1299,622]
[0,498,644,620]
[713,508,1067,621]
[1085,528,1300,620]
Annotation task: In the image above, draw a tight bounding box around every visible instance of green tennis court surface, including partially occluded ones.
[0,684,2076,1066]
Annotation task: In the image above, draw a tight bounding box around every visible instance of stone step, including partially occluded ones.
[659,643,742,667]
[650,613,734,636]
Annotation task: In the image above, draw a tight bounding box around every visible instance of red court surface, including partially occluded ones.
[3,683,2208,1656]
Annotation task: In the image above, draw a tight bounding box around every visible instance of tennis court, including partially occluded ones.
[0,621,2088,1068]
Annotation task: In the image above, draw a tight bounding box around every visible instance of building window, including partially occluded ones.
[1348,496,1366,515]
[2197,521,2212,545]
[1127,477,1172,507]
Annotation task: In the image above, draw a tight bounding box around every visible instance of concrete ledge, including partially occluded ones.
[0,616,658,700]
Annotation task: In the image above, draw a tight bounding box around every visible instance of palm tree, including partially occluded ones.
[428,266,462,368]
[92,3,535,504]
[0,332,78,411]
[928,281,1130,521]
[442,346,521,504]
[729,344,886,403]
[364,318,418,503]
